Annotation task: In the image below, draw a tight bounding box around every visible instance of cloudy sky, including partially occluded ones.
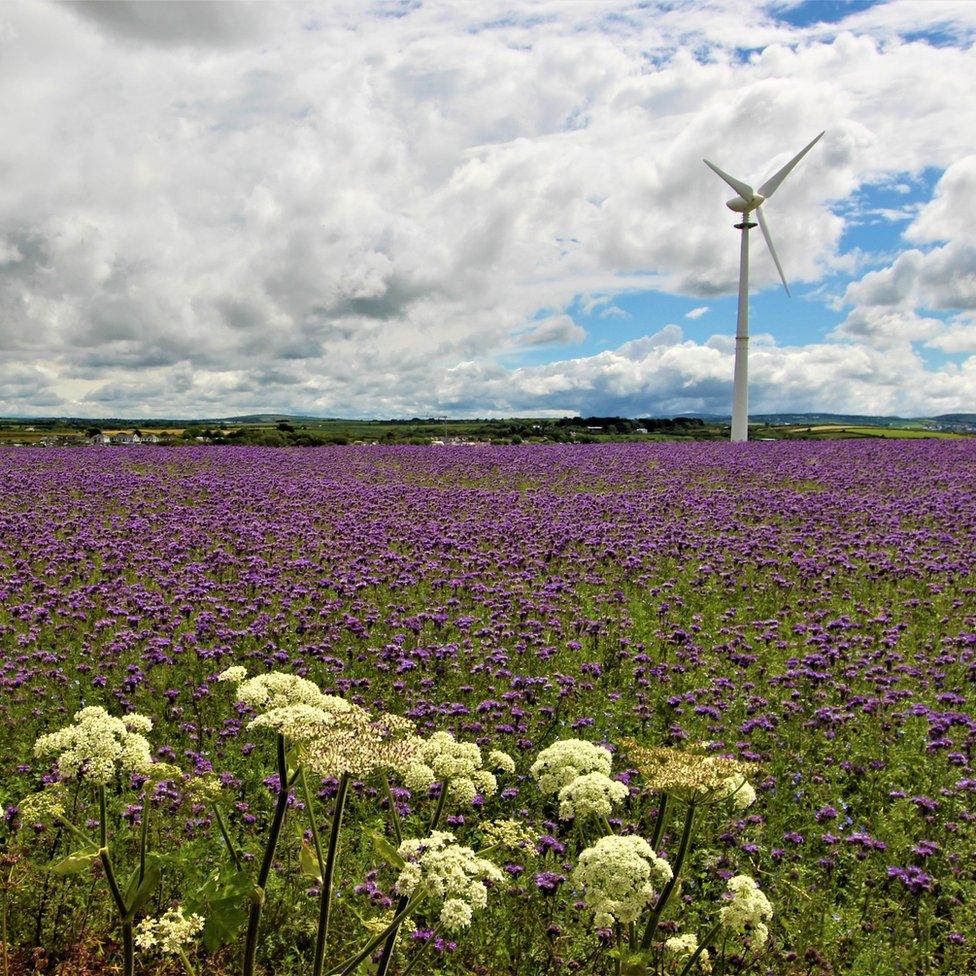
[2,0,975,419]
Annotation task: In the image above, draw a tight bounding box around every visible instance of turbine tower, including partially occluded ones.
[704,131,824,442]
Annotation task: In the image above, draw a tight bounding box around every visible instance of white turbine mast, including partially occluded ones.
[703,131,824,442]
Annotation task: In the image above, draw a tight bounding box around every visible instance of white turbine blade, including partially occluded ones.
[756,206,790,297]
[703,158,754,200]
[756,131,825,200]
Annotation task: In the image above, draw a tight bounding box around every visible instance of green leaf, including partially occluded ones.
[123,865,142,908]
[187,870,255,952]
[370,830,405,869]
[621,958,647,976]
[50,848,99,875]
[201,898,248,953]
[126,865,162,918]
[300,841,323,882]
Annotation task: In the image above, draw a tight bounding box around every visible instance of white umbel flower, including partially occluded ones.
[18,789,68,825]
[135,906,204,954]
[301,708,417,778]
[558,772,629,820]
[719,875,773,942]
[665,933,699,956]
[530,739,613,795]
[233,671,348,714]
[34,707,154,785]
[665,933,711,971]
[394,830,503,931]
[216,665,248,684]
[573,835,672,926]
[717,776,757,810]
[247,704,335,742]
[402,731,494,804]
[488,749,516,774]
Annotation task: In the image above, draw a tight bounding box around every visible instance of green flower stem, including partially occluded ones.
[398,923,442,976]
[373,897,406,976]
[381,774,403,846]
[372,779,449,976]
[301,768,326,880]
[649,793,670,852]
[96,787,134,976]
[176,945,197,976]
[641,799,697,951]
[53,816,97,848]
[98,848,128,918]
[138,793,151,885]
[2,864,14,976]
[324,892,425,976]
[242,734,291,976]
[212,804,243,872]
[428,781,449,833]
[677,922,721,976]
[312,772,350,976]
[121,921,134,976]
[98,786,109,851]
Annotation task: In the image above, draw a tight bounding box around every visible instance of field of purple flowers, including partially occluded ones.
[1,443,975,976]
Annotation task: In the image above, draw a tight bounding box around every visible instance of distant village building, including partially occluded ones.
[140,433,160,443]
[88,433,111,445]
[110,432,141,445]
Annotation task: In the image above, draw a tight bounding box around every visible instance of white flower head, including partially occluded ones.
[394,831,503,930]
[480,819,537,851]
[135,906,204,955]
[217,666,248,684]
[34,707,154,785]
[18,788,68,825]
[488,749,516,774]
[301,707,417,778]
[530,739,613,796]
[247,704,335,742]
[234,671,343,713]
[718,776,757,810]
[665,933,699,956]
[402,731,492,805]
[719,875,773,938]
[666,933,711,971]
[558,772,629,820]
[573,834,672,926]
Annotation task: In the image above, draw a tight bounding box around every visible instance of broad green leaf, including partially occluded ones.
[187,870,255,953]
[123,865,142,908]
[621,958,647,976]
[300,841,323,882]
[50,848,99,875]
[126,865,162,918]
[370,830,405,869]
[201,898,248,953]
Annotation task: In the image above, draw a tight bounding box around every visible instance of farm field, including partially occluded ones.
[1,442,975,976]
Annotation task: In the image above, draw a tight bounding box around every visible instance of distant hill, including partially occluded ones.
[744,413,916,427]
[697,412,975,428]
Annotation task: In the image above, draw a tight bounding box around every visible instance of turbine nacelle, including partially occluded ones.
[726,193,764,213]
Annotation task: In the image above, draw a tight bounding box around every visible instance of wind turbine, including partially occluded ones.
[703,131,824,442]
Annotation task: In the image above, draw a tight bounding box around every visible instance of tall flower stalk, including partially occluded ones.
[241,733,290,976]
[311,772,350,976]
[25,707,161,976]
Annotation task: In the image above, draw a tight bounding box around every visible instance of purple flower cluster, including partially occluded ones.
[2,441,976,972]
